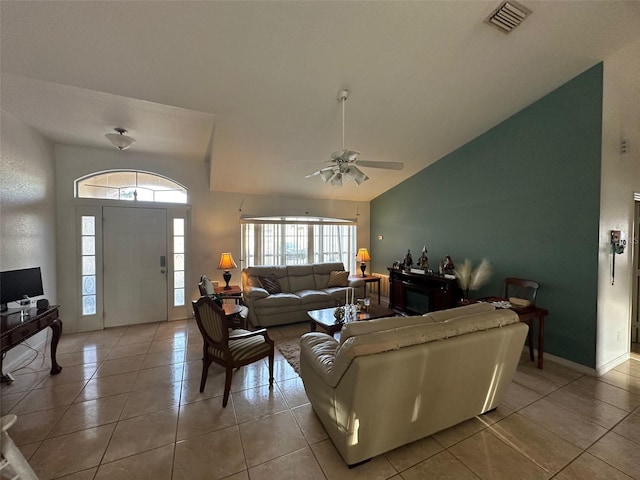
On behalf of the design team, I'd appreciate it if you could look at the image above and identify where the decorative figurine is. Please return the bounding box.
[403,249,413,268]
[418,245,429,270]
[443,255,455,274]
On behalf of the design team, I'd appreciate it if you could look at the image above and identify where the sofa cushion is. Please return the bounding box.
[340,315,431,344]
[288,265,316,291]
[297,290,330,304]
[258,275,282,294]
[329,308,519,385]
[422,302,494,322]
[327,270,349,287]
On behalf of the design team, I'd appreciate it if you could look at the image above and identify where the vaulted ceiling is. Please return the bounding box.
[2,1,639,201]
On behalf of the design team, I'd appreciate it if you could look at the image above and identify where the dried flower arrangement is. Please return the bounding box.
[453,259,492,298]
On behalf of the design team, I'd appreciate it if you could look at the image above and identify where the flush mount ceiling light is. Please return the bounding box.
[105,127,136,151]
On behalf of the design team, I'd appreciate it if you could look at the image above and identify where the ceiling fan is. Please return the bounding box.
[305,89,403,187]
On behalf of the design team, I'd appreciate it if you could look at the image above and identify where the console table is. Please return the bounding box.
[0,305,63,380]
[388,268,461,314]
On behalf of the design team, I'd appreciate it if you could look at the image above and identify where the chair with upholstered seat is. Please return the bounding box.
[505,277,540,362]
[199,275,248,329]
[192,296,274,407]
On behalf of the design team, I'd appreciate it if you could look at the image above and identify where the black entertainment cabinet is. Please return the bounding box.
[388,268,461,315]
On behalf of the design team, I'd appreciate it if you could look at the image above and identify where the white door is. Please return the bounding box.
[103,206,168,327]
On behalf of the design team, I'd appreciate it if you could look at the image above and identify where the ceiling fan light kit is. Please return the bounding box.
[105,127,136,150]
[305,89,403,187]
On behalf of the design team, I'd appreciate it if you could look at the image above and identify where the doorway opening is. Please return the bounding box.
[631,198,640,359]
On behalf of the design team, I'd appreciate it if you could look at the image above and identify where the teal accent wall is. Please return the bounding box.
[371,63,603,368]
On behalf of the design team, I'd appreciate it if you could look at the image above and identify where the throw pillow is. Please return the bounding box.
[327,270,349,287]
[258,275,282,294]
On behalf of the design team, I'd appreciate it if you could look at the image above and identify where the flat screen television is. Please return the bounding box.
[0,267,44,312]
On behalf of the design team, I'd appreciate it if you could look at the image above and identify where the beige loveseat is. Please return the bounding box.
[241,262,365,327]
[299,302,528,466]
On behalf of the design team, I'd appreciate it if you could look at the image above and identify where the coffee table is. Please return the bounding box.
[308,304,397,337]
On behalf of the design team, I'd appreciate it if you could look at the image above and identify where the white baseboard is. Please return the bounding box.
[523,347,597,376]
[596,352,631,377]
[3,332,48,374]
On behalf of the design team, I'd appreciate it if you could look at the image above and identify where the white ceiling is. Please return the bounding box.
[2,1,639,202]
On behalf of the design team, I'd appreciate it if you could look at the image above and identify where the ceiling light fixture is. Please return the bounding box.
[105,127,136,151]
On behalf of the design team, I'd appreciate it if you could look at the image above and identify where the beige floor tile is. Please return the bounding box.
[55,467,98,479]
[400,450,480,480]
[277,376,309,408]
[613,358,640,377]
[488,413,581,475]
[553,452,634,480]
[94,354,146,377]
[291,403,329,444]
[142,348,186,369]
[310,438,398,479]
[57,348,110,367]
[229,362,274,393]
[384,435,443,472]
[546,385,629,429]
[7,405,68,445]
[0,370,51,394]
[588,431,640,478]
[82,335,121,350]
[133,362,184,390]
[29,423,115,480]
[103,407,178,463]
[612,412,640,444]
[598,369,640,395]
[518,360,583,387]
[180,374,225,405]
[177,396,237,441]
[185,344,204,361]
[148,336,188,353]
[239,410,307,468]
[449,429,549,480]
[232,383,289,424]
[173,425,246,480]
[50,392,129,436]
[116,332,157,346]
[119,382,182,419]
[272,357,299,382]
[571,376,640,412]
[96,443,174,479]
[432,417,487,448]
[248,446,325,480]
[220,471,249,480]
[35,363,98,388]
[1,390,28,414]
[106,341,151,360]
[12,381,86,414]
[74,370,138,402]
[512,369,564,396]
[519,398,608,449]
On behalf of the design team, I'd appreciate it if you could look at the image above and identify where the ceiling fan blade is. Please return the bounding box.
[355,160,404,170]
[304,170,321,178]
[306,166,336,181]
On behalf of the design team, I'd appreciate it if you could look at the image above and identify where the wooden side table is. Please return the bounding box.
[214,285,243,304]
[349,275,381,304]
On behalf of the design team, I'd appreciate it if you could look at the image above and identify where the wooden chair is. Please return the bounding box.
[198,276,248,329]
[505,277,540,362]
[192,296,274,407]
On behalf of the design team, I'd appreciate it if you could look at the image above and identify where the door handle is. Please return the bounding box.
[160,269,166,274]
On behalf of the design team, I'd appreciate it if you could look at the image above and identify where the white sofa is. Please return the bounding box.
[241,262,365,327]
[299,302,528,466]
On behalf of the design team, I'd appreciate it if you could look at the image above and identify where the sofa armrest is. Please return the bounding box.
[244,285,269,299]
[348,278,364,289]
[300,333,340,386]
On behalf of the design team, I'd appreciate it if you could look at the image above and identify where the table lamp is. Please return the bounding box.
[217,253,237,290]
[356,248,371,277]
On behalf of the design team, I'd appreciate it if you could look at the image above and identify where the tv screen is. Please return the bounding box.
[0,267,44,310]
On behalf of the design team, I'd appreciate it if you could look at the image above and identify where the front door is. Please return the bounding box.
[103,206,168,327]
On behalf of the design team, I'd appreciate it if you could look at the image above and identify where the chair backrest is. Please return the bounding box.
[192,296,230,344]
[504,277,539,306]
[199,275,215,295]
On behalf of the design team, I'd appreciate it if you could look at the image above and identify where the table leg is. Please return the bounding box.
[376,279,381,304]
[49,318,63,375]
[537,315,545,369]
[309,321,317,333]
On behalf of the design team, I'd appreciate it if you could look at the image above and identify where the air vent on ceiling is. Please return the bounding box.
[485,1,531,34]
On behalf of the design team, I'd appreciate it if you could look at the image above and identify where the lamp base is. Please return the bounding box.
[360,263,366,277]
[223,271,232,289]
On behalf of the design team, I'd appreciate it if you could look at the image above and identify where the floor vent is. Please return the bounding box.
[485,1,532,34]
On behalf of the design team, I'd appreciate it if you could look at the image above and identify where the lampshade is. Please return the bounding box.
[357,248,371,262]
[319,169,335,183]
[105,128,136,151]
[217,253,237,270]
[342,166,369,185]
[330,172,343,187]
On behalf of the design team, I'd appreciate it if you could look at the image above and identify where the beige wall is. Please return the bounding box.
[0,110,57,370]
[597,38,640,373]
[54,145,369,333]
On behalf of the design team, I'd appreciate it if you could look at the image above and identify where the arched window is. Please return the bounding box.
[75,170,187,204]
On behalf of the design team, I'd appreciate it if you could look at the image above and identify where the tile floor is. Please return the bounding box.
[2,321,640,480]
